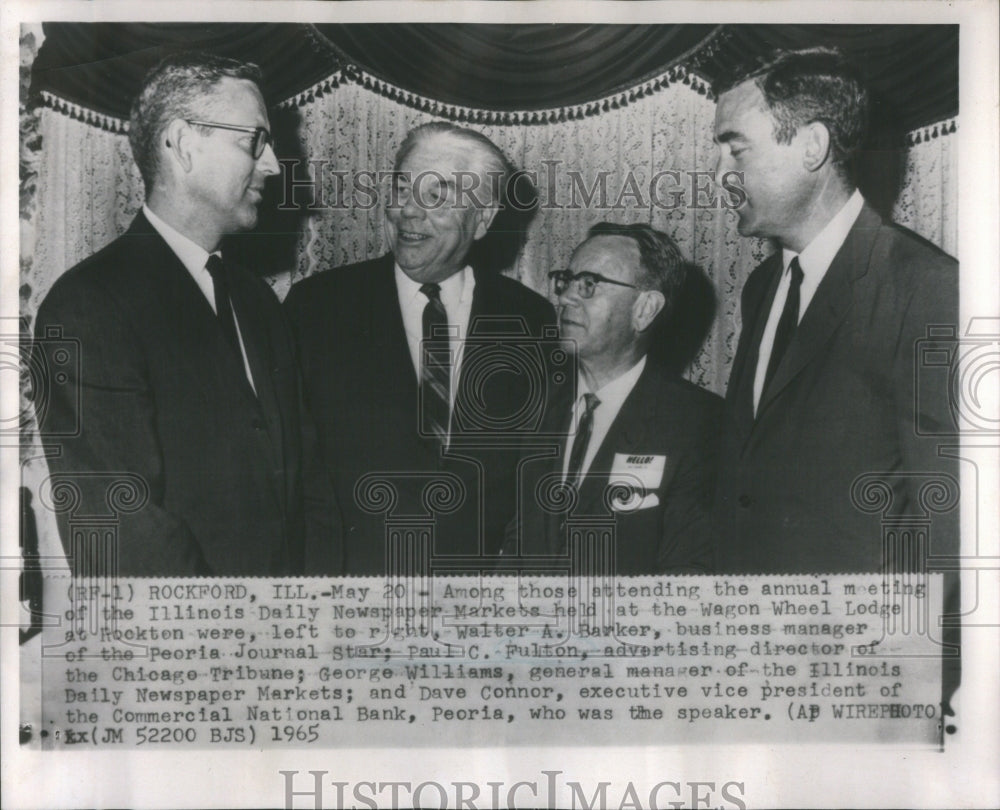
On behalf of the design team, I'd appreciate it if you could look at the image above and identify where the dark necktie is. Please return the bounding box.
[205,254,241,358]
[763,256,805,394]
[420,283,451,446]
[566,393,600,484]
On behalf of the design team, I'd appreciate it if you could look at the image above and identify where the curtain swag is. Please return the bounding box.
[905,118,958,145]
[38,90,130,133]
[30,24,957,136]
[37,74,960,143]
[275,62,714,125]
[35,57,717,131]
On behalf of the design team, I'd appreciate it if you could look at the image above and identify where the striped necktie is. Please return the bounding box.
[420,283,451,446]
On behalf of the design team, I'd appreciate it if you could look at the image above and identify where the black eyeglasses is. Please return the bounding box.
[549,269,638,299]
[186,120,273,159]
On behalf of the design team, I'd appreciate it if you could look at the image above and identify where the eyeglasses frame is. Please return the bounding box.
[185,119,273,159]
[548,269,640,299]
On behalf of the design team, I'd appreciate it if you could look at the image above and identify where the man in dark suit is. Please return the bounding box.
[505,223,721,575]
[33,52,340,576]
[285,123,556,575]
[713,48,959,573]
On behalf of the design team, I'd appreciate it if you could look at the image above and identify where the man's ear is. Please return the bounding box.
[473,203,499,241]
[633,289,666,332]
[800,121,833,173]
[163,119,196,174]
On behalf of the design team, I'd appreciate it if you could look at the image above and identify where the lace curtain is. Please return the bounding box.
[18,77,958,562]
[895,131,957,258]
[24,81,958,394]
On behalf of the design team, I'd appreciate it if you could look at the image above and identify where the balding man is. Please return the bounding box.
[285,122,556,574]
[505,223,721,575]
[33,52,340,576]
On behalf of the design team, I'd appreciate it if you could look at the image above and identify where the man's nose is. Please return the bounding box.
[713,150,728,184]
[557,279,583,305]
[257,142,280,176]
[400,190,425,219]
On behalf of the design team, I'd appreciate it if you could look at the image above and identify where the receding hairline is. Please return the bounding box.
[575,232,642,275]
[396,128,504,172]
[714,79,770,134]
[716,78,771,117]
[186,75,266,112]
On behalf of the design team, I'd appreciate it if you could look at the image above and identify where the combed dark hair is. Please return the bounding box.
[586,222,686,319]
[129,51,263,192]
[714,47,869,172]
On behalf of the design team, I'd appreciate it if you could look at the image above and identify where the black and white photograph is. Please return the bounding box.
[3,1,998,808]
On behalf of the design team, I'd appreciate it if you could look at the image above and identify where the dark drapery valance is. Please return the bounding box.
[304,23,719,110]
[30,23,956,133]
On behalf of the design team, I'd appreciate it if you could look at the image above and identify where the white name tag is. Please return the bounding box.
[609,453,666,491]
[609,491,661,512]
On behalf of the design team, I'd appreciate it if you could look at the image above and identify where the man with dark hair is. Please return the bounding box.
[504,223,721,574]
[285,122,556,574]
[33,51,341,575]
[713,48,958,573]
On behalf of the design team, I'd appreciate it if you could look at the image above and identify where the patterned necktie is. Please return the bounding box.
[763,256,805,395]
[420,283,451,446]
[205,255,241,357]
[566,393,600,484]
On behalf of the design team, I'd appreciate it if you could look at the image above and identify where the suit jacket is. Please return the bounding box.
[715,202,959,573]
[284,253,558,574]
[506,362,721,575]
[32,213,340,576]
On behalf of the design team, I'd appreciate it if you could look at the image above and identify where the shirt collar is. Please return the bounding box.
[782,188,865,276]
[394,264,474,311]
[143,204,217,274]
[577,355,647,410]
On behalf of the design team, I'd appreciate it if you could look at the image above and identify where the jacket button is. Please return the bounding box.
[738,494,752,508]
[251,419,265,431]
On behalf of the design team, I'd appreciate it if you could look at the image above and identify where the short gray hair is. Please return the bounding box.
[394,121,512,208]
[586,222,686,319]
[129,51,263,192]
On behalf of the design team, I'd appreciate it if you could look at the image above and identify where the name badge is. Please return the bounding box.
[610,453,666,491]
[607,454,666,512]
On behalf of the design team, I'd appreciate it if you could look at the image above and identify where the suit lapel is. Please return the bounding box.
[755,204,881,418]
[226,262,286,475]
[126,215,287,508]
[575,366,655,514]
[456,268,494,393]
[544,399,575,554]
[373,255,419,391]
[729,254,782,441]
[127,217,258,408]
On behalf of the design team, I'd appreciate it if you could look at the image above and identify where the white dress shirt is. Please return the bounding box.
[395,264,475,407]
[752,189,865,413]
[143,205,256,392]
[563,355,647,481]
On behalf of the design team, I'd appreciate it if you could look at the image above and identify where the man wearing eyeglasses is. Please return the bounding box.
[32,51,341,576]
[504,223,721,574]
